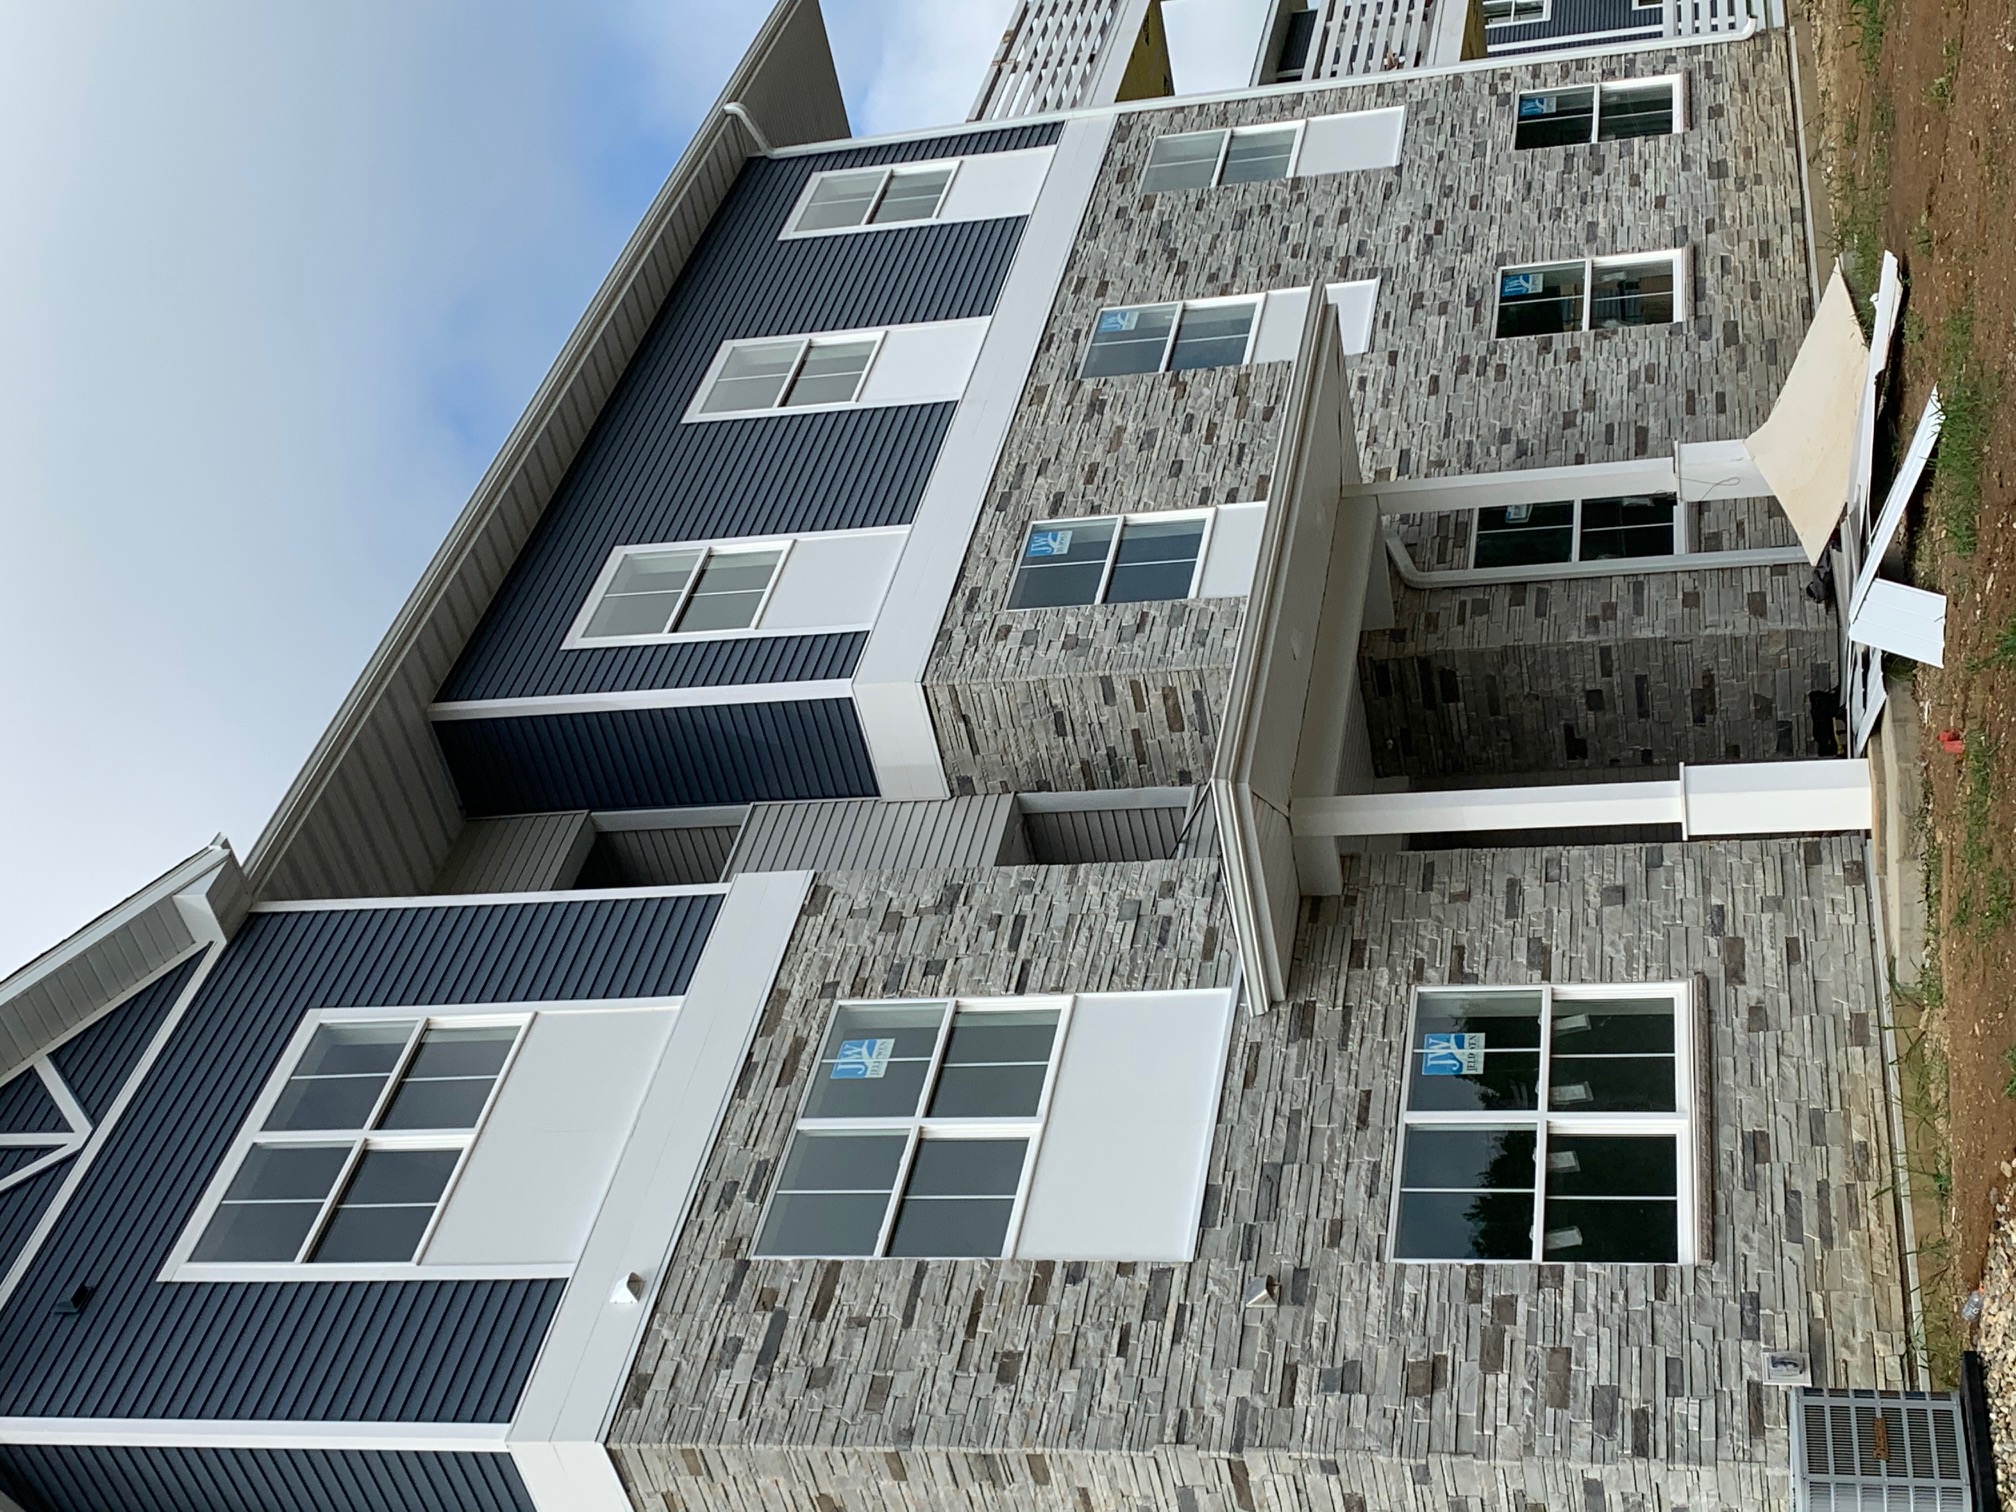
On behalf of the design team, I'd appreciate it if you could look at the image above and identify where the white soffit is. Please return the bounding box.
[1743,265,1868,564]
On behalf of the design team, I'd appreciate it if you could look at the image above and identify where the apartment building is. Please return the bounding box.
[0,1,1962,1509]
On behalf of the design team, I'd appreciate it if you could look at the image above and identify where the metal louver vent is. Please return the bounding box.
[1792,1388,1971,1510]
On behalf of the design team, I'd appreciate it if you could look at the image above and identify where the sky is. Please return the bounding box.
[0,0,1021,976]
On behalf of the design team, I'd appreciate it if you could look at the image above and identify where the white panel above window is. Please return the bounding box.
[1326,279,1379,355]
[424,1008,675,1268]
[1196,501,1267,598]
[758,529,906,632]
[933,146,1054,223]
[1015,989,1233,1261]
[1250,287,1311,365]
[1294,106,1407,177]
[854,318,990,407]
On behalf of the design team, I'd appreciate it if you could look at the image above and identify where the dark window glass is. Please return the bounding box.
[1514,88,1595,150]
[758,1130,910,1257]
[1495,263,1585,338]
[1549,998,1675,1111]
[376,1024,516,1131]
[1082,304,1178,377]
[1590,259,1676,328]
[1399,1127,1538,1191]
[1105,518,1207,603]
[584,549,700,639]
[1544,1135,1677,1198]
[782,339,876,407]
[672,549,782,632]
[871,166,953,224]
[1578,494,1676,560]
[1008,519,1117,609]
[1143,131,1225,193]
[263,1022,411,1132]
[1169,302,1257,371]
[802,1004,946,1119]
[309,1148,458,1263]
[1392,1189,1535,1260]
[1405,993,1544,1113]
[928,1009,1059,1118]
[1597,82,1676,141]
[1220,126,1298,184]
[885,1139,1028,1257]
[1273,7,1317,77]
[794,170,883,231]
[1542,1197,1678,1261]
[1474,501,1575,568]
[699,339,801,414]
[192,1144,350,1262]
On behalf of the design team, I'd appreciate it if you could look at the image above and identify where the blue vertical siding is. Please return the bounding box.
[436,699,880,816]
[0,895,717,1422]
[1488,0,1660,50]
[438,123,1059,707]
[0,1073,63,1134]
[0,1445,533,1512]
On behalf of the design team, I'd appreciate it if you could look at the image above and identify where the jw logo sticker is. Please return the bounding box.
[1025,529,1074,559]
[1420,1032,1486,1077]
[831,1038,896,1079]
[1097,308,1141,333]
[1500,271,1544,298]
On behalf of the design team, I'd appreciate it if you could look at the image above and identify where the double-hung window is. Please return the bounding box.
[1008,514,1210,608]
[1514,78,1681,150]
[696,334,880,415]
[577,544,783,639]
[787,163,957,233]
[1143,124,1302,192]
[756,999,1068,1258]
[1390,985,1695,1264]
[1472,493,1678,568]
[1082,298,1260,378]
[1483,0,1549,23]
[1495,251,1684,338]
[189,1017,521,1266]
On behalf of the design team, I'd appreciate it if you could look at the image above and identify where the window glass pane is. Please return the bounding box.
[1551,996,1677,1054]
[1578,494,1676,561]
[264,1022,411,1132]
[1545,1134,1677,1197]
[1591,258,1676,327]
[774,1130,910,1194]
[1392,1189,1535,1260]
[1598,82,1676,141]
[1474,501,1575,569]
[1273,7,1317,76]
[1514,88,1596,150]
[1542,1197,1678,1261]
[376,1024,516,1131]
[900,1138,1029,1197]
[310,1148,458,1263]
[1142,130,1226,193]
[1220,126,1298,185]
[803,1003,946,1118]
[672,549,783,633]
[1169,301,1257,372]
[794,170,884,231]
[1482,0,1545,20]
[870,166,954,224]
[1496,263,1585,338]
[783,338,877,407]
[1007,519,1118,609]
[192,1144,350,1262]
[1549,997,1675,1111]
[1398,1127,1537,1191]
[757,1191,892,1256]
[700,340,803,413]
[1082,304,1178,378]
[885,1138,1028,1257]
[583,549,701,639]
[1407,991,1542,1113]
[1104,517,1207,604]
[928,1009,1059,1118]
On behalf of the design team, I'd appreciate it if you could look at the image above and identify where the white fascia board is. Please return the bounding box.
[252,884,727,914]
[429,681,856,722]
[852,113,1117,801]
[0,1418,507,1451]
[510,868,813,1448]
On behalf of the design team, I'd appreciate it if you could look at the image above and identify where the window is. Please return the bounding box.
[190,1018,521,1266]
[1472,493,1678,568]
[1081,298,1260,378]
[1494,252,1683,338]
[1389,985,1694,1264]
[579,545,781,639]
[1007,514,1210,609]
[788,163,957,234]
[696,335,879,415]
[1515,78,1680,149]
[1142,124,1301,192]
[1268,6,1318,80]
[1483,0,1548,22]
[756,999,1067,1258]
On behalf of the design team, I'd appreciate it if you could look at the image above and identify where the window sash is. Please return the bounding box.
[1483,0,1548,24]
[1469,495,1678,569]
[1390,985,1693,1263]
[1495,252,1683,336]
[786,161,962,236]
[1143,123,1305,193]
[697,332,886,415]
[576,541,793,643]
[1515,79,1678,150]
[1006,511,1215,610]
[1081,298,1261,378]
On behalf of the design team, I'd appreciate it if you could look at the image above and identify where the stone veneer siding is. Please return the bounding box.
[1361,561,1838,776]
[611,837,1907,1511]
[924,36,1811,796]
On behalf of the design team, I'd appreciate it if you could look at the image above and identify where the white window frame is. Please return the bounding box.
[1513,75,1686,147]
[685,328,889,422]
[752,995,1078,1261]
[1483,0,1550,25]
[1004,509,1217,611]
[1386,983,1698,1265]
[780,158,964,239]
[1494,249,1689,336]
[1466,492,1687,569]
[1142,121,1307,192]
[161,999,678,1282]
[1080,295,1265,378]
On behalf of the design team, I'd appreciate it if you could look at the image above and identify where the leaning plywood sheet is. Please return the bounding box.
[1745,266,1869,563]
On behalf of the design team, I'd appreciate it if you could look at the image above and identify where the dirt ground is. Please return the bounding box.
[1799,0,2016,1381]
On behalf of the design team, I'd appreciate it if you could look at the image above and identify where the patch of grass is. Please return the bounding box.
[1848,0,1886,75]
[1894,1009,1964,1387]
[1835,95,1894,304]
[1908,216,1933,263]
[1928,37,1961,108]
[1969,614,2016,670]
[1961,731,1994,869]
[1933,297,1994,558]
[1984,868,2013,936]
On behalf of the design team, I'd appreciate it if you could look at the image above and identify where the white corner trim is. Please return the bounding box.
[0,1060,91,1196]
[511,1441,637,1512]
[428,681,857,722]
[0,1418,509,1451]
[251,884,728,913]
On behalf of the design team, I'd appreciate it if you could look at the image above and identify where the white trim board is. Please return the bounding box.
[251,885,727,913]
[428,680,856,722]
[0,1418,507,1451]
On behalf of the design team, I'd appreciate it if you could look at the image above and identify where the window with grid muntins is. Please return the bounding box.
[1080,299,1260,377]
[1008,514,1209,609]
[789,164,956,233]
[1515,79,1679,149]
[1389,985,1695,1263]
[1495,253,1683,338]
[1470,493,1678,569]
[1793,1389,1971,1511]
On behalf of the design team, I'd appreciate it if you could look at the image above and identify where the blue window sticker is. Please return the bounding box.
[1518,97,1547,117]
[1420,1032,1486,1077]
[831,1037,895,1079]
[1097,308,1140,333]
[1025,529,1074,559]
[1500,271,1544,298]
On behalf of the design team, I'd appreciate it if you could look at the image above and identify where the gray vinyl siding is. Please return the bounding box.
[1019,803,1205,864]
[0,1445,533,1512]
[430,813,594,894]
[0,895,716,1423]
[439,123,1059,707]
[726,796,1018,874]
[578,826,741,888]
[434,700,879,816]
